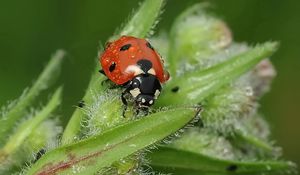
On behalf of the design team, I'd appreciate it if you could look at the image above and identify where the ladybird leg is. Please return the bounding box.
[146,108,150,115]
[139,108,149,116]
[194,105,204,127]
[135,108,140,117]
[135,106,149,117]
[121,90,128,117]
[121,81,134,117]
[142,107,149,116]
[99,69,106,76]
[33,148,46,163]
[121,91,128,106]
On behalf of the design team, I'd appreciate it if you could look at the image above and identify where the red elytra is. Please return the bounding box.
[100,36,169,85]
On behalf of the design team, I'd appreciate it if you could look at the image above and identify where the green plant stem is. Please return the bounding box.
[0,50,65,144]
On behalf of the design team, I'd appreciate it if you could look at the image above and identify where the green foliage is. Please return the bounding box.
[0,51,64,174]
[0,1,297,175]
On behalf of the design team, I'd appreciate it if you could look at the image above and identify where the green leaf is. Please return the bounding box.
[62,0,166,144]
[155,42,278,107]
[26,108,199,175]
[149,146,296,175]
[0,50,65,144]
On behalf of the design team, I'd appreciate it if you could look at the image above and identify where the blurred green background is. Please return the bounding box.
[0,0,299,168]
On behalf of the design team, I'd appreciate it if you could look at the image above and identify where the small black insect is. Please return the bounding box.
[226,164,238,172]
[78,100,85,108]
[171,86,179,93]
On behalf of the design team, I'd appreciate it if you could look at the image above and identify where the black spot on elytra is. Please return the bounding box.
[120,44,131,51]
[78,100,85,108]
[226,164,238,172]
[146,42,154,50]
[137,59,153,73]
[171,86,179,93]
[109,62,116,72]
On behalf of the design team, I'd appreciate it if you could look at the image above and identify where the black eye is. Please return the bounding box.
[132,79,140,88]
[109,62,116,72]
[120,44,131,51]
[146,42,154,50]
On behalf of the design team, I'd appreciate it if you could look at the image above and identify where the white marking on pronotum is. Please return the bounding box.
[147,68,156,75]
[149,100,153,105]
[125,65,144,76]
[130,88,141,98]
[141,98,146,103]
[154,90,160,99]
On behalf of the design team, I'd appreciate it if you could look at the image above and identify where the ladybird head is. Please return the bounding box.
[136,94,155,107]
[128,74,161,107]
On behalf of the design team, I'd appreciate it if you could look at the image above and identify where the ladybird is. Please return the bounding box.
[99,36,169,109]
